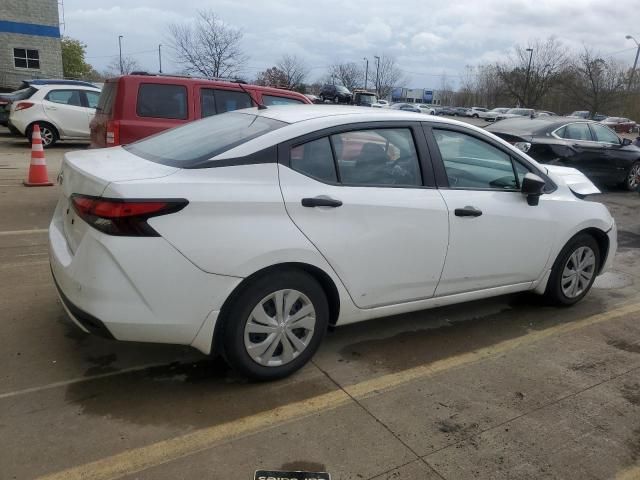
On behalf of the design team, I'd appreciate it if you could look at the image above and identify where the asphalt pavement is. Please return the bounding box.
[1,124,640,480]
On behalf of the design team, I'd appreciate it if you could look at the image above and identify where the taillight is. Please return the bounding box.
[106,120,120,145]
[15,102,34,111]
[71,195,188,236]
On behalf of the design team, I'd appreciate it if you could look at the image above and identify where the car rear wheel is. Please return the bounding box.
[627,162,640,191]
[472,114,479,118]
[319,94,325,103]
[544,233,600,306]
[220,269,329,380]
[333,96,339,104]
[27,122,58,148]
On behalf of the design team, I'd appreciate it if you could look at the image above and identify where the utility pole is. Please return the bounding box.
[118,35,124,75]
[158,44,163,73]
[363,57,368,90]
[523,47,533,107]
[626,35,640,91]
[374,55,380,97]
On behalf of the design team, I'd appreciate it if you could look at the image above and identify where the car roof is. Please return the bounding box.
[486,116,596,135]
[34,84,101,92]
[214,105,496,159]
[22,79,99,88]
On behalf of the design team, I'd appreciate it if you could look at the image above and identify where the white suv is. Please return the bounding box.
[8,84,101,147]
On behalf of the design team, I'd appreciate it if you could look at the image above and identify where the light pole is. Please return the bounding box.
[363,57,368,90]
[118,35,124,75]
[523,47,533,107]
[374,55,380,97]
[626,35,640,91]
[158,44,163,73]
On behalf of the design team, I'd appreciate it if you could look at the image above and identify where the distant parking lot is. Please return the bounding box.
[2,119,640,480]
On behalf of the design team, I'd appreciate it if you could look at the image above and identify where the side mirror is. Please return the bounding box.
[622,138,632,146]
[521,173,546,206]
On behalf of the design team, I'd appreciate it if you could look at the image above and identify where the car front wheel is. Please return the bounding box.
[627,162,640,191]
[545,233,600,306]
[220,269,329,380]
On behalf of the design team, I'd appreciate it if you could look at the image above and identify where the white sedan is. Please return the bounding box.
[8,84,101,147]
[50,105,617,380]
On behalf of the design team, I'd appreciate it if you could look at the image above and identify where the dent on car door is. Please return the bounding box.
[427,126,555,296]
[554,123,602,177]
[278,123,450,308]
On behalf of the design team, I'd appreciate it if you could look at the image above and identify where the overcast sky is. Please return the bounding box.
[61,0,640,88]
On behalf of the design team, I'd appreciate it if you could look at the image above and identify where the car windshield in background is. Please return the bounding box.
[337,86,350,93]
[124,112,286,167]
[359,94,376,104]
[6,86,37,101]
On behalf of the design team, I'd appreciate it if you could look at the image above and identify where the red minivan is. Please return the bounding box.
[90,74,311,148]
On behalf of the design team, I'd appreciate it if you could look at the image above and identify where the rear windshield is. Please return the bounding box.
[124,112,286,167]
[9,86,37,101]
[96,81,118,115]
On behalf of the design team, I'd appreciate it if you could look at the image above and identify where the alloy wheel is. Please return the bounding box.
[628,163,640,190]
[39,126,54,147]
[561,246,596,298]
[243,289,316,367]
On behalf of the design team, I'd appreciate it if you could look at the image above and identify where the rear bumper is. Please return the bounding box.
[48,200,242,353]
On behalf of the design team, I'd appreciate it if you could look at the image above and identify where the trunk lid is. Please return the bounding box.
[59,146,178,252]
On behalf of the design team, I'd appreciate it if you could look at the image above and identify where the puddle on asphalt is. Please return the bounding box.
[619,231,640,250]
[336,293,606,375]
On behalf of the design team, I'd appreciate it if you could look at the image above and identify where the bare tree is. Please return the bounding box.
[104,56,141,76]
[563,47,626,115]
[438,72,455,105]
[168,10,248,78]
[376,56,405,99]
[277,55,308,90]
[255,67,288,87]
[328,62,363,91]
[496,37,567,108]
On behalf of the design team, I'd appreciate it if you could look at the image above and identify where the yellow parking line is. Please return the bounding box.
[36,300,640,480]
[0,228,48,236]
[616,466,640,480]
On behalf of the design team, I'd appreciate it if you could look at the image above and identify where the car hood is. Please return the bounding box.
[545,165,600,196]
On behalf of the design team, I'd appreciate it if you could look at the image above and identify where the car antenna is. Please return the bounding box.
[237,82,267,110]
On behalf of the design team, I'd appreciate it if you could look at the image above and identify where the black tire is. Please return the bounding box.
[544,233,600,306]
[220,269,329,381]
[626,162,640,192]
[333,96,339,104]
[472,114,479,118]
[319,94,325,103]
[27,122,58,148]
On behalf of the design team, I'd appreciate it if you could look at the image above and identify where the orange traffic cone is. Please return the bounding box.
[24,124,53,187]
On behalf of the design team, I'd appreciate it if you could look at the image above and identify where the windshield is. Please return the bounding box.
[5,86,37,101]
[125,112,286,167]
[358,94,377,104]
[336,86,350,93]
[507,108,531,115]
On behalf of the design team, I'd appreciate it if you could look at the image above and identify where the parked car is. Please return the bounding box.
[495,108,535,121]
[536,110,557,117]
[466,107,489,118]
[7,83,102,147]
[351,90,377,107]
[319,84,352,103]
[372,99,389,108]
[601,117,637,134]
[593,113,608,122]
[1,79,99,130]
[90,74,311,148]
[417,104,436,115]
[453,107,470,116]
[486,116,640,191]
[568,110,590,119]
[304,94,321,104]
[51,105,616,380]
[390,102,421,113]
[438,106,457,116]
[482,107,511,122]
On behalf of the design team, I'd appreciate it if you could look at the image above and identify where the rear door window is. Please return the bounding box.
[290,137,337,182]
[45,89,83,106]
[214,89,252,114]
[262,95,304,106]
[137,83,188,119]
[562,123,593,141]
[84,91,100,109]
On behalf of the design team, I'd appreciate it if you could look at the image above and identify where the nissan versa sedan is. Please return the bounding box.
[50,106,617,380]
[486,116,640,191]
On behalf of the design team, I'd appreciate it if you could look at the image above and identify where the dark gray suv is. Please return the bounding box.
[319,84,352,104]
